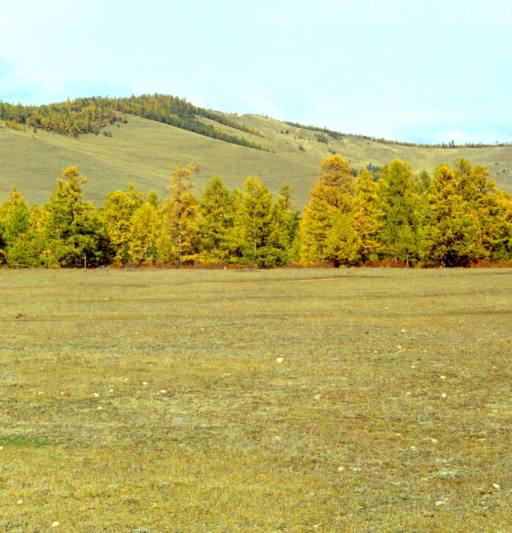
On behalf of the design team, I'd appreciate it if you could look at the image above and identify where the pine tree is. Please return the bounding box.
[103,185,144,264]
[300,155,354,264]
[377,160,421,265]
[454,159,504,260]
[421,164,479,266]
[44,167,108,267]
[273,184,301,263]
[198,177,237,264]
[0,188,30,266]
[158,163,200,265]
[235,177,286,267]
[128,202,161,265]
[353,169,383,263]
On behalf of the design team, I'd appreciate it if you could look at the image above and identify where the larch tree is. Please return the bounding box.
[158,163,200,265]
[353,169,383,263]
[235,177,286,267]
[198,177,237,264]
[44,167,108,267]
[128,202,161,265]
[300,155,355,265]
[377,160,421,265]
[103,185,144,264]
[421,164,479,266]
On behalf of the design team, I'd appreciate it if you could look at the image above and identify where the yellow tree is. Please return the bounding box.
[300,155,355,265]
[158,163,200,265]
[128,202,161,265]
[103,185,144,264]
[353,169,383,263]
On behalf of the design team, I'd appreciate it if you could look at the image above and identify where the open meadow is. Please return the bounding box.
[1,268,511,531]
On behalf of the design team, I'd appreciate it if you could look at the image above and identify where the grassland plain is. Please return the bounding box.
[1,113,512,207]
[0,268,511,532]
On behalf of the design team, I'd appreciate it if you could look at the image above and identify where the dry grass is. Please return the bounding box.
[1,268,511,531]
[1,113,511,208]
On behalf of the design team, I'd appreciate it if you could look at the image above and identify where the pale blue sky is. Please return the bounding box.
[1,0,511,143]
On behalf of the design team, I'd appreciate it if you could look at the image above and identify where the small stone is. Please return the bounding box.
[51,522,61,528]
[431,438,439,444]
[160,390,167,394]
[93,393,100,398]
[435,499,446,506]
[108,389,114,393]
[17,499,23,505]
[314,393,321,400]
[276,357,284,364]
[493,483,501,490]
[440,375,447,380]
[337,466,345,472]
[441,393,447,399]
[0,446,3,450]
[97,406,103,411]
[141,381,148,386]
[401,329,406,333]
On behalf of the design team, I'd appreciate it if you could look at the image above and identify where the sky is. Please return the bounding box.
[1,0,511,144]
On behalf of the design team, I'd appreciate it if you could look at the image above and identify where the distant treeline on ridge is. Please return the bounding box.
[0,94,266,150]
[1,155,512,269]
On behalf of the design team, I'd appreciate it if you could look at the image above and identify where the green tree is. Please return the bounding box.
[272,184,301,263]
[377,160,421,265]
[235,177,287,267]
[44,167,108,267]
[198,177,237,264]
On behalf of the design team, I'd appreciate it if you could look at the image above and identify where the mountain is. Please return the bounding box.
[1,95,511,207]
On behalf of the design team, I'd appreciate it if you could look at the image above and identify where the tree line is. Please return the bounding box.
[1,155,511,269]
[0,95,265,150]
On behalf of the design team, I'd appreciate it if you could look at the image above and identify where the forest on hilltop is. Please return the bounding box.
[1,155,511,269]
[0,94,266,150]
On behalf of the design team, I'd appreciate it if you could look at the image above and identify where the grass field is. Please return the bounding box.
[1,268,511,531]
[1,113,512,207]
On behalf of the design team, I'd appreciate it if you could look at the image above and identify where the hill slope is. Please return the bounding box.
[1,105,511,207]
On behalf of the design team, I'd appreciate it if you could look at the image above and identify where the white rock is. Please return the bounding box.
[93,393,100,398]
[276,357,284,364]
[51,522,61,528]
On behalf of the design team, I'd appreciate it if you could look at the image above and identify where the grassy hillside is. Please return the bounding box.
[1,107,512,207]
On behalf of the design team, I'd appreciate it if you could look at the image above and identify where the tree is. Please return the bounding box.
[300,155,354,264]
[272,184,301,264]
[377,160,421,265]
[421,164,480,266]
[158,163,200,265]
[128,202,161,265]
[198,177,237,264]
[235,177,287,267]
[0,187,29,266]
[44,167,108,267]
[454,159,504,260]
[353,169,383,263]
[103,185,144,264]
